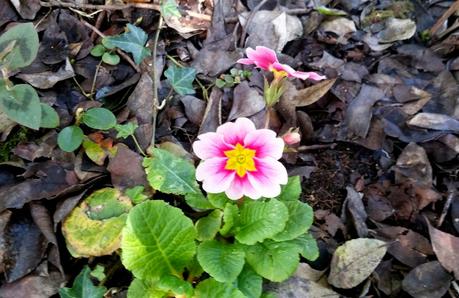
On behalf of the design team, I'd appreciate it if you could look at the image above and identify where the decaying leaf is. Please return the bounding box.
[408,112,459,132]
[377,18,416,43]
[427,221,459,279]
[394,142,432,187]
[228,81,265,120]
[402,261,452,298]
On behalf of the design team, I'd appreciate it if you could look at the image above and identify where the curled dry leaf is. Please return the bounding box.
[408,112,459,132]
[328,238,387,289]
[394,142,432,187]
[427,221,459,279]
[377,18,417,43]
[198,87,222,134]
[344,186,368,238]
[402,261,452,298]
[16,58,75,89]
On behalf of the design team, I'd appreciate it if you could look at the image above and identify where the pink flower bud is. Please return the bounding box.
[282,130,301,145]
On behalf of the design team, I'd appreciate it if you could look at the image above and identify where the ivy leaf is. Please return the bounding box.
[235,200,288,245]
[90,265,106,282]
[164,64,196,95]
[121,200,197,280]
[143,148,201,195]
[82,107,117,130]
[194,278,246,298]
[196,210,223,241]
[237,265,263,298]
[0,23,39,71]
[271,201,313,241]
[185,192,214,210]
[0,83,41,129]
[115,122,138,139]
[57,126,84,152]
[40,103,59,128]
[59,266,107,298]
[277,176,301,201]
[289,233,319,261]
[197,240,245,282]
[161,0,181,17]
[244,240,300,282]
[102,24,151,65]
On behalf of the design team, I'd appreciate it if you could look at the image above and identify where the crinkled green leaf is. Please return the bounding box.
[271,201,313,241]
[125,186,148,204]
[0,23,39,71]
[102,24,151,64]
[121,200,196,280]
[58,125,84,152]
[277,176,301,201]
[158,275,194,297]
[82,107,117,130]
[164,64,196,95]
[127,278,166,298]
[160,0,181,17]
[143,148,200,195]
[194,278,246,298]
[208,193,233,209]
[237,265,262,298]
[197,240,245,282]
[235,200,288,245]
[90,44,106,57]
[289,233,319,261]
[185,192,214,210]
[196,210,223,241]
[220,203,239,236]
[102,52,120,65]
[244,240,300,282]
[0,83,41,129]
[115,122,138,139]
[40,103,59,128]
[59,266,106,298]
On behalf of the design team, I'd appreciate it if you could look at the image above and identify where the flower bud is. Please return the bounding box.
[282,129,301,145]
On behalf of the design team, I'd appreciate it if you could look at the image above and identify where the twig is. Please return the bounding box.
[81,20,141,72]
[437,183,456,227]
[131,135,147,157]
[91,10,106,41]
[239,0,270,48]
[90,60,103,100]
[150,16,164,149]
[297,143,337,151]
[430,0,459,36]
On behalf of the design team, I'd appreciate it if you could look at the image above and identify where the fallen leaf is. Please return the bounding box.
[127,73,153,125]
[0,271,64,298]
[427,221,459,279]
[328,238,387,289]
[344,186,368,237]
[9,0,40,20]
[17,58,75,89]
[408,112,459,132]
[374,260,402,296]
[198,87,222,134]
[394,142,432,187]
[228,81,265,120]
[377,18,416,43]
[402,261,452,298]
[319,17,356,44]
[180,95,206,125]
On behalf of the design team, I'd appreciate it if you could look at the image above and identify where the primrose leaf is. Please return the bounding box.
[245,240,300,282]
[185,192,214,210]
[235,200,288,245]
[125,186,148,204]
[40,103,59,128]
[62,188,132,257]
[0,83,41,129]
[143,148,200,195]
[57,126,84,152]
[102,24,151,65]
[121,200,197,280]
[277,176,301,201]
[127,279,167,298]
[194,278,246,298]
[196,209,223,241]
[158,275,194,297]
[289,233,319,261]
[208,193,233,209]
[271,201,313,241]
[220,203,239,236]
[0,23,39,71]
[115,122,138,139]
[197,240,245,282]
[82,107,117,130]
[161,0,181,17]
[237,265,263,298]
[164,64,196,95]
[102,52,120,65]
[90,44,106,57]
[59,266,106,298]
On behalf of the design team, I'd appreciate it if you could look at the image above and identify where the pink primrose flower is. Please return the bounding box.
[237,46,326,81]
[193,118,288,200]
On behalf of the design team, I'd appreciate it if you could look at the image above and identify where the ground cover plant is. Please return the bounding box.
[0,0,459,297]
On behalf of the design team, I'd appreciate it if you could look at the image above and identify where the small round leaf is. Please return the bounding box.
[90,44,106,57]
[40,103,59,128]
[58,126,84,152]
[102,52,120,65]
[82,107,117,130]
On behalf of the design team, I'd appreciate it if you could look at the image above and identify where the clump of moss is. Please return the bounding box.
[362,1,414,27]
[0,127,29,162]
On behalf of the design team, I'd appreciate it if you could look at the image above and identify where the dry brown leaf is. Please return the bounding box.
[427,221,459,279]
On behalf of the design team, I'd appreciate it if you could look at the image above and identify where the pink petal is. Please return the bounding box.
[246,46,278,70]
[216,117,256,146]
[272,62,326,81]
[247,157,288,198]
[196,158,235,193]
[244,129,284,159]
[225,175,261,200]
[193,132,233,160]
[304,72,327,81]
[237,58,255,65]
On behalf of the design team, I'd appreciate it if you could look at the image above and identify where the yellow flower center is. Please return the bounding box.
[224,143,257,177]
[269,66,288,80]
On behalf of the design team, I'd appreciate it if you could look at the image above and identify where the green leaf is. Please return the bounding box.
[237,265,263,298]
[245,240,300,282]
[187,256,204,278]
[125,186,148,204]
[102,52,120,65]
[271,201,313,241]
[196,210,223,241]
[90,44,106,57]
[215,78,226,88]
[115,122,138,139]
[102,24,151,65]
[90,265,106,282]
[143,148,200,195]
[0,23,39,71]
[208,192,233,209]
[289,233,319,261]
[0,84,41,129]
[197,240,245,282]
[185,192,214,210]
[82,139,107,166]
[164,64,196,95]
[194,278,246,298]
[121,200,197,280]
[82,107,117,130]
[62,188,132,257]
[40,103,59,128]
[160,0,181,17]
[277,176,301,201]
[220,203,239,236]
[157,275,194,297]
[235,200,289,245]
[315,6,347,16]
[127,278,167,298]
[58,125,84,152]
[59,266,107,298]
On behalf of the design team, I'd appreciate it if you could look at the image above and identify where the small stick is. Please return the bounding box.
[238,0,270,48]
[297,143,337,151]
[430,0,459,36]
[437,183,456,227]
[150,16,164,149]
[81,20,141,72]
[91,10,106,42]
